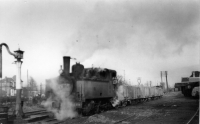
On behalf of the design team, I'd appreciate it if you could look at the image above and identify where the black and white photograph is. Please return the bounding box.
[0,0,199,124]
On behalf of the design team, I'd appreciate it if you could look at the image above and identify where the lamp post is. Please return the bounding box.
[0,43,25,123]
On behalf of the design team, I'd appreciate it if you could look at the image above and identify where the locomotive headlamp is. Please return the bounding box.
[14,49,24,60]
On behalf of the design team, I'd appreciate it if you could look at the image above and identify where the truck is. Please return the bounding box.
[175,71,200,97]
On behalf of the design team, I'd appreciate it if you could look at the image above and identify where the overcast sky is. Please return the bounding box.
[0,0,199,87]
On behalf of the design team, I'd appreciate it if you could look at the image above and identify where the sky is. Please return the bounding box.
[0,0,199,88]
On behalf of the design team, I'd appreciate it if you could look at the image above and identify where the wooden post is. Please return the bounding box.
[0,47,2,78]
[165,71,169,92]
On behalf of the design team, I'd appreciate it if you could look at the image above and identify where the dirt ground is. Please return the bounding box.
[60,91,199,124]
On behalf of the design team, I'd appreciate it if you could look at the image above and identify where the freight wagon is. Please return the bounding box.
[117,85,163,106]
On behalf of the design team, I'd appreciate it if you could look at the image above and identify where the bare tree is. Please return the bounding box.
[29,76,38,92]
[116,75,128,85]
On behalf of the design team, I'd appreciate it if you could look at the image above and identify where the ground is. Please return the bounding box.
[7,104,43,116]
[59,91,199,124]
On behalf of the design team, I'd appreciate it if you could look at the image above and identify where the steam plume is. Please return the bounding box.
[63,0,199,85]
[66,0,200,60]
[112,85,125,107]
[42,78,77,120]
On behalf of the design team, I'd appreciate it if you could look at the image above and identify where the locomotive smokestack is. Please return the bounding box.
[63,56,70,75]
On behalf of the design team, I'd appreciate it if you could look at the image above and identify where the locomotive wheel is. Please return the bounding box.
[95,101,101,114]
[127,101,131,105]
[82,101,95,116]
[108,102,114,109]
[123,101,127,106]
[105,102,114,110]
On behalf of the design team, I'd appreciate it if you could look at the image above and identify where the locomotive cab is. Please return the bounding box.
[74,68,117,115]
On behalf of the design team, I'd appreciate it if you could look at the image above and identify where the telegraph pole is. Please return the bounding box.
[161,71,169,92]
[6,77,7,104]
[124,70,125,83]
[40,83,42,96]
[0,78,1,97]
[27,70,28,87]
[165,71,168,92]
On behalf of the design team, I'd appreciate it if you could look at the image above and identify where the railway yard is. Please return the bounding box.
[6,91,199,124]
[0,0,200,123]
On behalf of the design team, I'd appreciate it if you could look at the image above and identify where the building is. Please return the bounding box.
[21,87,30,98]
[0,76,16,97]
[0,89,6,97]
[24,86,39,98]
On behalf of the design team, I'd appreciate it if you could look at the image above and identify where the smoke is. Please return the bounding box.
[41,78,77,120]
[63,0,199,85]
[66,0,200,60]
[112,85,125,107]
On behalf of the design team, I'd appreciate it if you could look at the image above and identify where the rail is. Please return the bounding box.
[186,107,199,124]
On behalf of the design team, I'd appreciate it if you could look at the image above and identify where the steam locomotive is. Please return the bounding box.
[45,56,163,115]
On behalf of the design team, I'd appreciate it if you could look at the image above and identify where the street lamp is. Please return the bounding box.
[0,43,25,123]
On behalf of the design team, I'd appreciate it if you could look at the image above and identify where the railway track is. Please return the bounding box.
[25,109,48,116]
[31,118,66,124]
[23,110,67,124]
[23,109,52,123]
[113,101,199,124]
[186,107,199,124]
[18,96,169,124]
[5,96,162,124]
[113,102,178,124]
[10,94,197,124]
